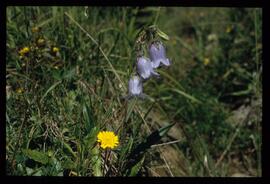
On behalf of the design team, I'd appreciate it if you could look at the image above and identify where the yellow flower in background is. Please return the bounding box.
[203,58,210,66]
[16,88,24,94]
[19,47,30,56]
[31,26,40,33]
[53,47,59,53]
[37,38,45,46]
[226,25,232,33]
[97,131,119,149]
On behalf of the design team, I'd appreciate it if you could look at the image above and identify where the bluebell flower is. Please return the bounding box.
[127,75,145,99]
[149,42,171,68]
[136,56,159,80]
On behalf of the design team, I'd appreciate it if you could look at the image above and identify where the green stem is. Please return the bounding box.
[154,7,161,26]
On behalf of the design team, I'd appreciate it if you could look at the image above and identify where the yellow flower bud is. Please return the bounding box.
[203,58,210,66]
[53,47,59,53]
[37,38,45,46]
[16,88,24,94]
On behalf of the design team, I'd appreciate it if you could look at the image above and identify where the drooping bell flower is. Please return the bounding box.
[149,42,171,68]
[127,75,144,99]
[136,56,159,80]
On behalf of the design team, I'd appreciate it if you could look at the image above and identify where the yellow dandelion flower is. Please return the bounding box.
[97,131,119,149]
[203,58,210,66]
[53,47,59,53]
[19,47,30,56]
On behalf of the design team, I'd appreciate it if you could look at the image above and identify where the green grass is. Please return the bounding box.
[6,6,262,176]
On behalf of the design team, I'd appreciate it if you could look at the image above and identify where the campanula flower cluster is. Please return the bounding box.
[127,41,171,99]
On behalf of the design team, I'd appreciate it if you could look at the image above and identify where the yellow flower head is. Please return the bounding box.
[97,131,119,149]
[53,47,59,53]
[19,47,30,56]
[203,58,210,66]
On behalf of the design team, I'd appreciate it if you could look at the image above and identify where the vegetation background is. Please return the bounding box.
[6,6,262,176]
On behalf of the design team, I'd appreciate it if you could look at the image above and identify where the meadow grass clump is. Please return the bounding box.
[6,7,261,177]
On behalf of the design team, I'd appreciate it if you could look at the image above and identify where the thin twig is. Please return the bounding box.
[215,108,252,168]
[146,166,161,177]
[151,139,182,148]
[161,155,174,177]
[215,128,240,168]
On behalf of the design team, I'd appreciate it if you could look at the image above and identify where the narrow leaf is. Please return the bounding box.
[40,81,61,102]
[83,103,94,133]
[125,122,175,174]
[171,88,202,104]
[125,98,137,122]
[129,156,145,176]
[62,141,77,158]
[158,122,176,137]
[22,149,49,165]
[91,147,102,176]
[157,28,170,41]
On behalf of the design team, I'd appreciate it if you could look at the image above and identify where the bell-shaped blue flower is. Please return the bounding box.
[149,42,171,68]
[127,75,144,99]
[136,56,160,80]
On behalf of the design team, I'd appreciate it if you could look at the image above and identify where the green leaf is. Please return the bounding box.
[32,169,43,176]
[129,122,175,158]
[22,149,49,165]
[125,98,137,122]
[26,167,34,175]
[91,147,102,176]
[62,68,76,80]
[157,28,170,41]
[129,156,145,176]
[40,81,61,103]
[171,88,202,104]
[83,103,94,133]
[125,123,175,174]
[158,122,176,137]
[62,141,77,158]
[62,159,76,169]
[119,137,134,163]
[83,126,99,150]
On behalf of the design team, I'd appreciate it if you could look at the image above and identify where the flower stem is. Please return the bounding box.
[103,149,108,176]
